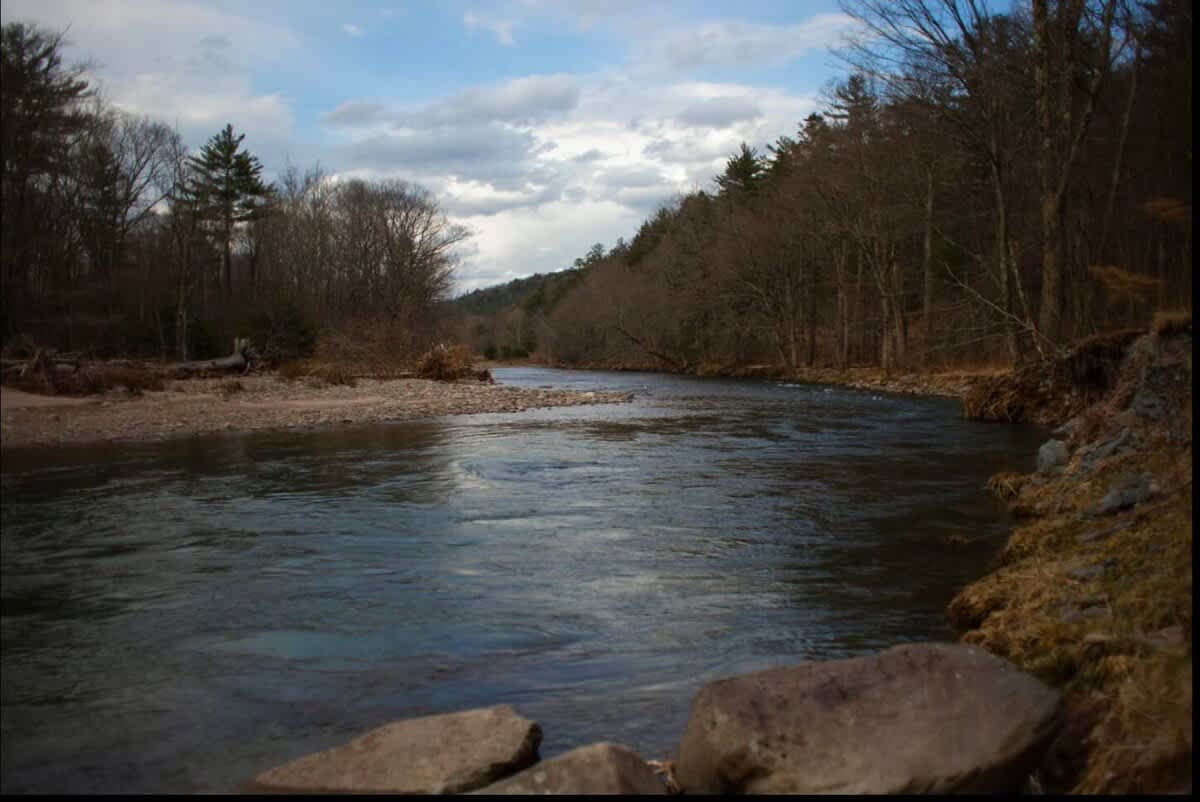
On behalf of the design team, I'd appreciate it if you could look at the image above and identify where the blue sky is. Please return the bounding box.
[1,0,860,293]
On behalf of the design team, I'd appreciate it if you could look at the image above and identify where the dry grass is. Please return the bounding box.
[8,359,166,396]
[1152,309,1192,338]
[217,379,245,398]
[951,327,1192,792]
[986,471,1027,500]
[274,359,357,387]
[950,447,1192,792]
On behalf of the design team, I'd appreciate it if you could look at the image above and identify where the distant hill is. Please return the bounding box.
[451,267,586,317]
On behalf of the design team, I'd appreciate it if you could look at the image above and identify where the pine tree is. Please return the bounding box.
[715,142,767,196]
[185,124,271,298]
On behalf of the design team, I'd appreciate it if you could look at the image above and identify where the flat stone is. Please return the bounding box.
[473,742,666,795]
[246,705,541,794]
[675,642,1061,794]
[1086,471,1156,516]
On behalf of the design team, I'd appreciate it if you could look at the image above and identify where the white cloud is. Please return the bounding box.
[654,13,859,70]
[463,11,516,46]
[0,0,299,151]
[0,0,843,292]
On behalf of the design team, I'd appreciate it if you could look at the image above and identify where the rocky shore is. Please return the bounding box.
[948,323,1192,793]
[0,374,632,450]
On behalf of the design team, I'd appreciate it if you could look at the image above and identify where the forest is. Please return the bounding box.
[453,0,1191,375]
[1,22,466,365]
[2,0,1192,376]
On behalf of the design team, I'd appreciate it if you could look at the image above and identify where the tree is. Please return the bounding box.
[1,22,92,336]
[185,123,272,299]
[715,142,767,195]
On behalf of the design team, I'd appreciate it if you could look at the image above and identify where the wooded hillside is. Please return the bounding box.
[453,0,1191,374]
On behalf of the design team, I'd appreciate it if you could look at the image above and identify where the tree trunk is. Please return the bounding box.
[922,168,934,369]
[170,338,250,375]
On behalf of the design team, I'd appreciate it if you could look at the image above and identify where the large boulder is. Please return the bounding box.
[245,705,541,794]
[676,642,1061,794]
[473,742,666,795]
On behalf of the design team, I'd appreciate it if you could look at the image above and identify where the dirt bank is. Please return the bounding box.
[948,324,1192,793]
[0,375,631,450]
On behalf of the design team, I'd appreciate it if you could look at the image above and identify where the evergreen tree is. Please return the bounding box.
[715,142,767,196]
[186,123,271,298]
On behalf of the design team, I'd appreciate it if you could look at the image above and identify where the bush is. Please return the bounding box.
[483,345,497,360]
[244,302,318,365]
[57,364,165,396]
[417,344,476,381]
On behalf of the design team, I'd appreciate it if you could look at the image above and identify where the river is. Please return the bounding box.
[0,367,1044,793]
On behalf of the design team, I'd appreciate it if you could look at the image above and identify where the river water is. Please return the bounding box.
[0,367,1044,793]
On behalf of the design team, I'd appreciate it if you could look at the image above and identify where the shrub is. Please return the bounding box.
[417,344,476,381]
[244,302,318,365]
[58,364,164,396]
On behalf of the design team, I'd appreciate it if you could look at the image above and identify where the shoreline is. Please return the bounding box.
[0,362,997,453]
[481,358,1002,401]
[0,374,631,452]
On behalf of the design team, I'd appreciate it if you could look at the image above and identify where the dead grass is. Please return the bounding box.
[986,471,1027,500]
[951,328,1192,793]
[950,447,1192,792]
[218,379,245,398]
[1152,309,1192,339]
[9,361,165,397]
[274,359,357,387]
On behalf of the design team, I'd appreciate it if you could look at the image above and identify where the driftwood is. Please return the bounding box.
[168,338,253,376]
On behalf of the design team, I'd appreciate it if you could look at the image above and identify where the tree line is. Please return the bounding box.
[453,0,1190,373]
[1,22,466,361]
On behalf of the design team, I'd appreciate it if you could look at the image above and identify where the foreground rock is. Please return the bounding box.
[473,742,666,795]
[676,642,1061,794]
[246,705,541,794]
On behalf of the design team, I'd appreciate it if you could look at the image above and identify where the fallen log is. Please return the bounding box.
[169,338,252,376]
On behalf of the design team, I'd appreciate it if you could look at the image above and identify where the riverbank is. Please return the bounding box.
[0,374,631,450]
[949,323,1192,793]
[485,357,1002,401]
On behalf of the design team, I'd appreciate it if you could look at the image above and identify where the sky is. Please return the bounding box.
[1,0,861,294]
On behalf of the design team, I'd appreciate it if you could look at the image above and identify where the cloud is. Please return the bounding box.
[341,23,363,37]
[656,13,859,70]
[463,11,516,46]
[343,123,536,174]
[0,0,299,149]
[676,96,762,128]
[322,100,390,127]
[397,74,580,127]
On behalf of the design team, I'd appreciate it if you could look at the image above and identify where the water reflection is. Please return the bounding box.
[1,368,1044,793]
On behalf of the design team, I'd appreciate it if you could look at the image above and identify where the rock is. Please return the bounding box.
[473,742,666,795]
[1037,439,1070,475]
[1078,427,1135,470]
[1066,559,1118,582]
[1085,471,1156,516]
[246,705,541,794]
[675,642,1061,794]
